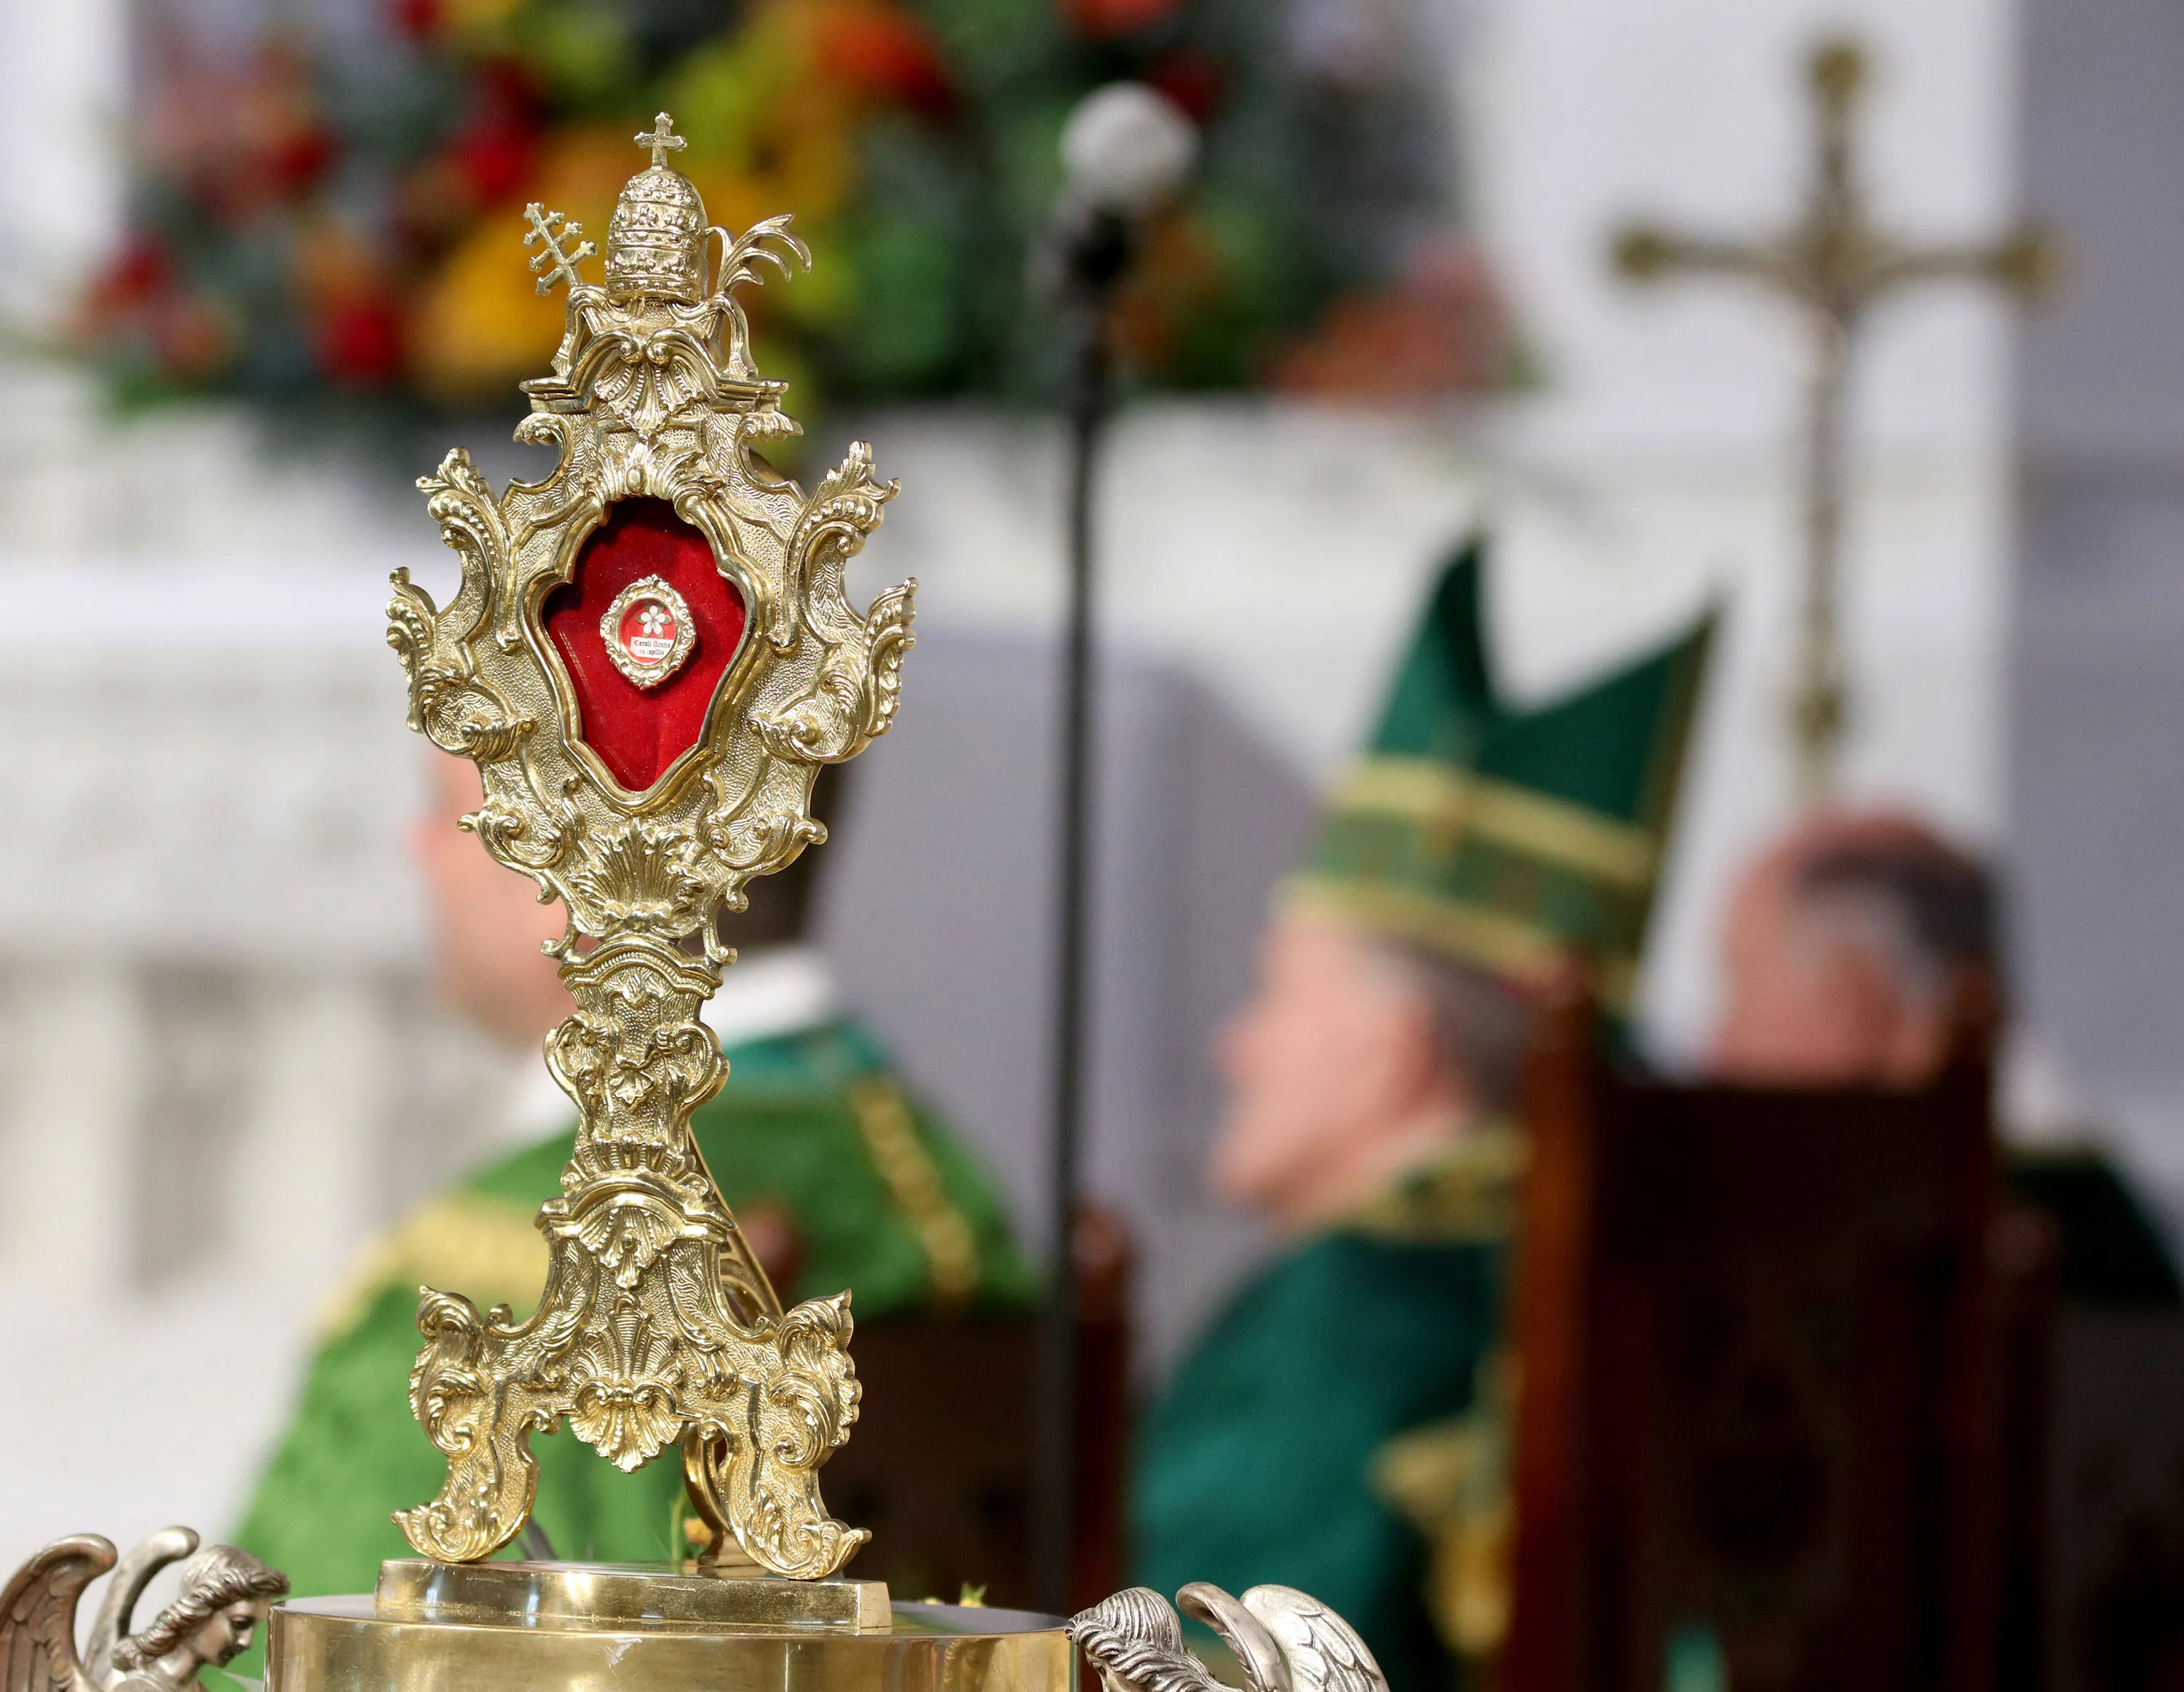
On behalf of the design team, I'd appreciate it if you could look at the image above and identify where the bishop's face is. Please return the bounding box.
[1210,913,1457,1233]
[416,756,571,1049]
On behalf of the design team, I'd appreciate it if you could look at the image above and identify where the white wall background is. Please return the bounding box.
[2009,0,2184,1217]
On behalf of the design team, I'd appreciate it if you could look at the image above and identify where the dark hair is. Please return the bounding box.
[1380,941,1538,1118]
[1795,837,1997,1005]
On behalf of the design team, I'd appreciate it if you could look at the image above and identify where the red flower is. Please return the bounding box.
[451,125,537,204]
[269,124,335,196]
[446,60,544,206]
[138,32,336,219]
[1147,50,1221,121]
[1270,239,1516,399]
[1061,0,1182,41]
[815,5,954,118]
[87,237,173,313]
[75,235,237,382]
[314,298,405,387]
[389,0,440,40]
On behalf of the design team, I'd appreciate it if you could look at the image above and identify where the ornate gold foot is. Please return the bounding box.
[397,937,868,1575]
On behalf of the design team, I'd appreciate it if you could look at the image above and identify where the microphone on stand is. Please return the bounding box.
[1037,82,1199,312]
[1029,80,1195,1621]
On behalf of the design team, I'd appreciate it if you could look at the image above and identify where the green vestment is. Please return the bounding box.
[234,1018,1034,1601]
[1132,1136,1521,1692]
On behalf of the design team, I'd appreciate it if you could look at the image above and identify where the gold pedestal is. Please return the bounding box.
[269,1563,1071,1692]
[374,1558,894,1630]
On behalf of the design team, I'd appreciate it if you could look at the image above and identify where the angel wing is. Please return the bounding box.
[1067,1588,1225,1692]
[1176,1583,1289,1692]
[1070,1582,1387,1692]
[84,1529,197,1687]
[1,1535,116,1692]
[1241,1586,1388,1692]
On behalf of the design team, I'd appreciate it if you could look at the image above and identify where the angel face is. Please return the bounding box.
[186,1599,267,1669]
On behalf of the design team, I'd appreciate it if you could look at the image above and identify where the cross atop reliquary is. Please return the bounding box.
[1613,36,2056,804]
[637,110,687,167]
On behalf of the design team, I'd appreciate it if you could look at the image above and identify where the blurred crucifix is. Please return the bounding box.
[1613,36,2055,803]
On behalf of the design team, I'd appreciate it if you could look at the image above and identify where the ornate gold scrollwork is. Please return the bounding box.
[384,111,906,1574]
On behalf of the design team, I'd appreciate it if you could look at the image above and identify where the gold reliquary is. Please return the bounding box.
[1,111,1393,1692]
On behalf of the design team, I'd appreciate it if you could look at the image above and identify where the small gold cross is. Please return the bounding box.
[636,112,687,170]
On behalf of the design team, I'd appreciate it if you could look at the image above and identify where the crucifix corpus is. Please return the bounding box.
[1613,36,2056,803]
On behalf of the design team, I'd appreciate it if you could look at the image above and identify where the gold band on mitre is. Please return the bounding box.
[1279,873,1639,1011]
[1331,759,1660,891]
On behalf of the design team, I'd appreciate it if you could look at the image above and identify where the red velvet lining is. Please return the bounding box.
[543,499,747,792]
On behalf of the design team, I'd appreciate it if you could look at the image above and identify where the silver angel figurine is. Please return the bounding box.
[1070,1584,1388,1692]
[1,1527,288,1692]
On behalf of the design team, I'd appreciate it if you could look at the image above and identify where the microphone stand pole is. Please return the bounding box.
[1033,234,1119,1621]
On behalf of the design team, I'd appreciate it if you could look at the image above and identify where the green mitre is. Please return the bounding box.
[1286,539,1714,1006]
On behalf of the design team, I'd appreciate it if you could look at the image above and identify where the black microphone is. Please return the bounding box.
[1035,82,1199,309]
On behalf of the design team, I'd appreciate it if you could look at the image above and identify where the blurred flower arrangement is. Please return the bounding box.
[77,0,1516,417]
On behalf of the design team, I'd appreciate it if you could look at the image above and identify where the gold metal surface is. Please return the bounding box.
[386,108,913,1573]
[269,1596,1070,1692]
[374,1559,889,1632]
[1610,36,2056,803]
